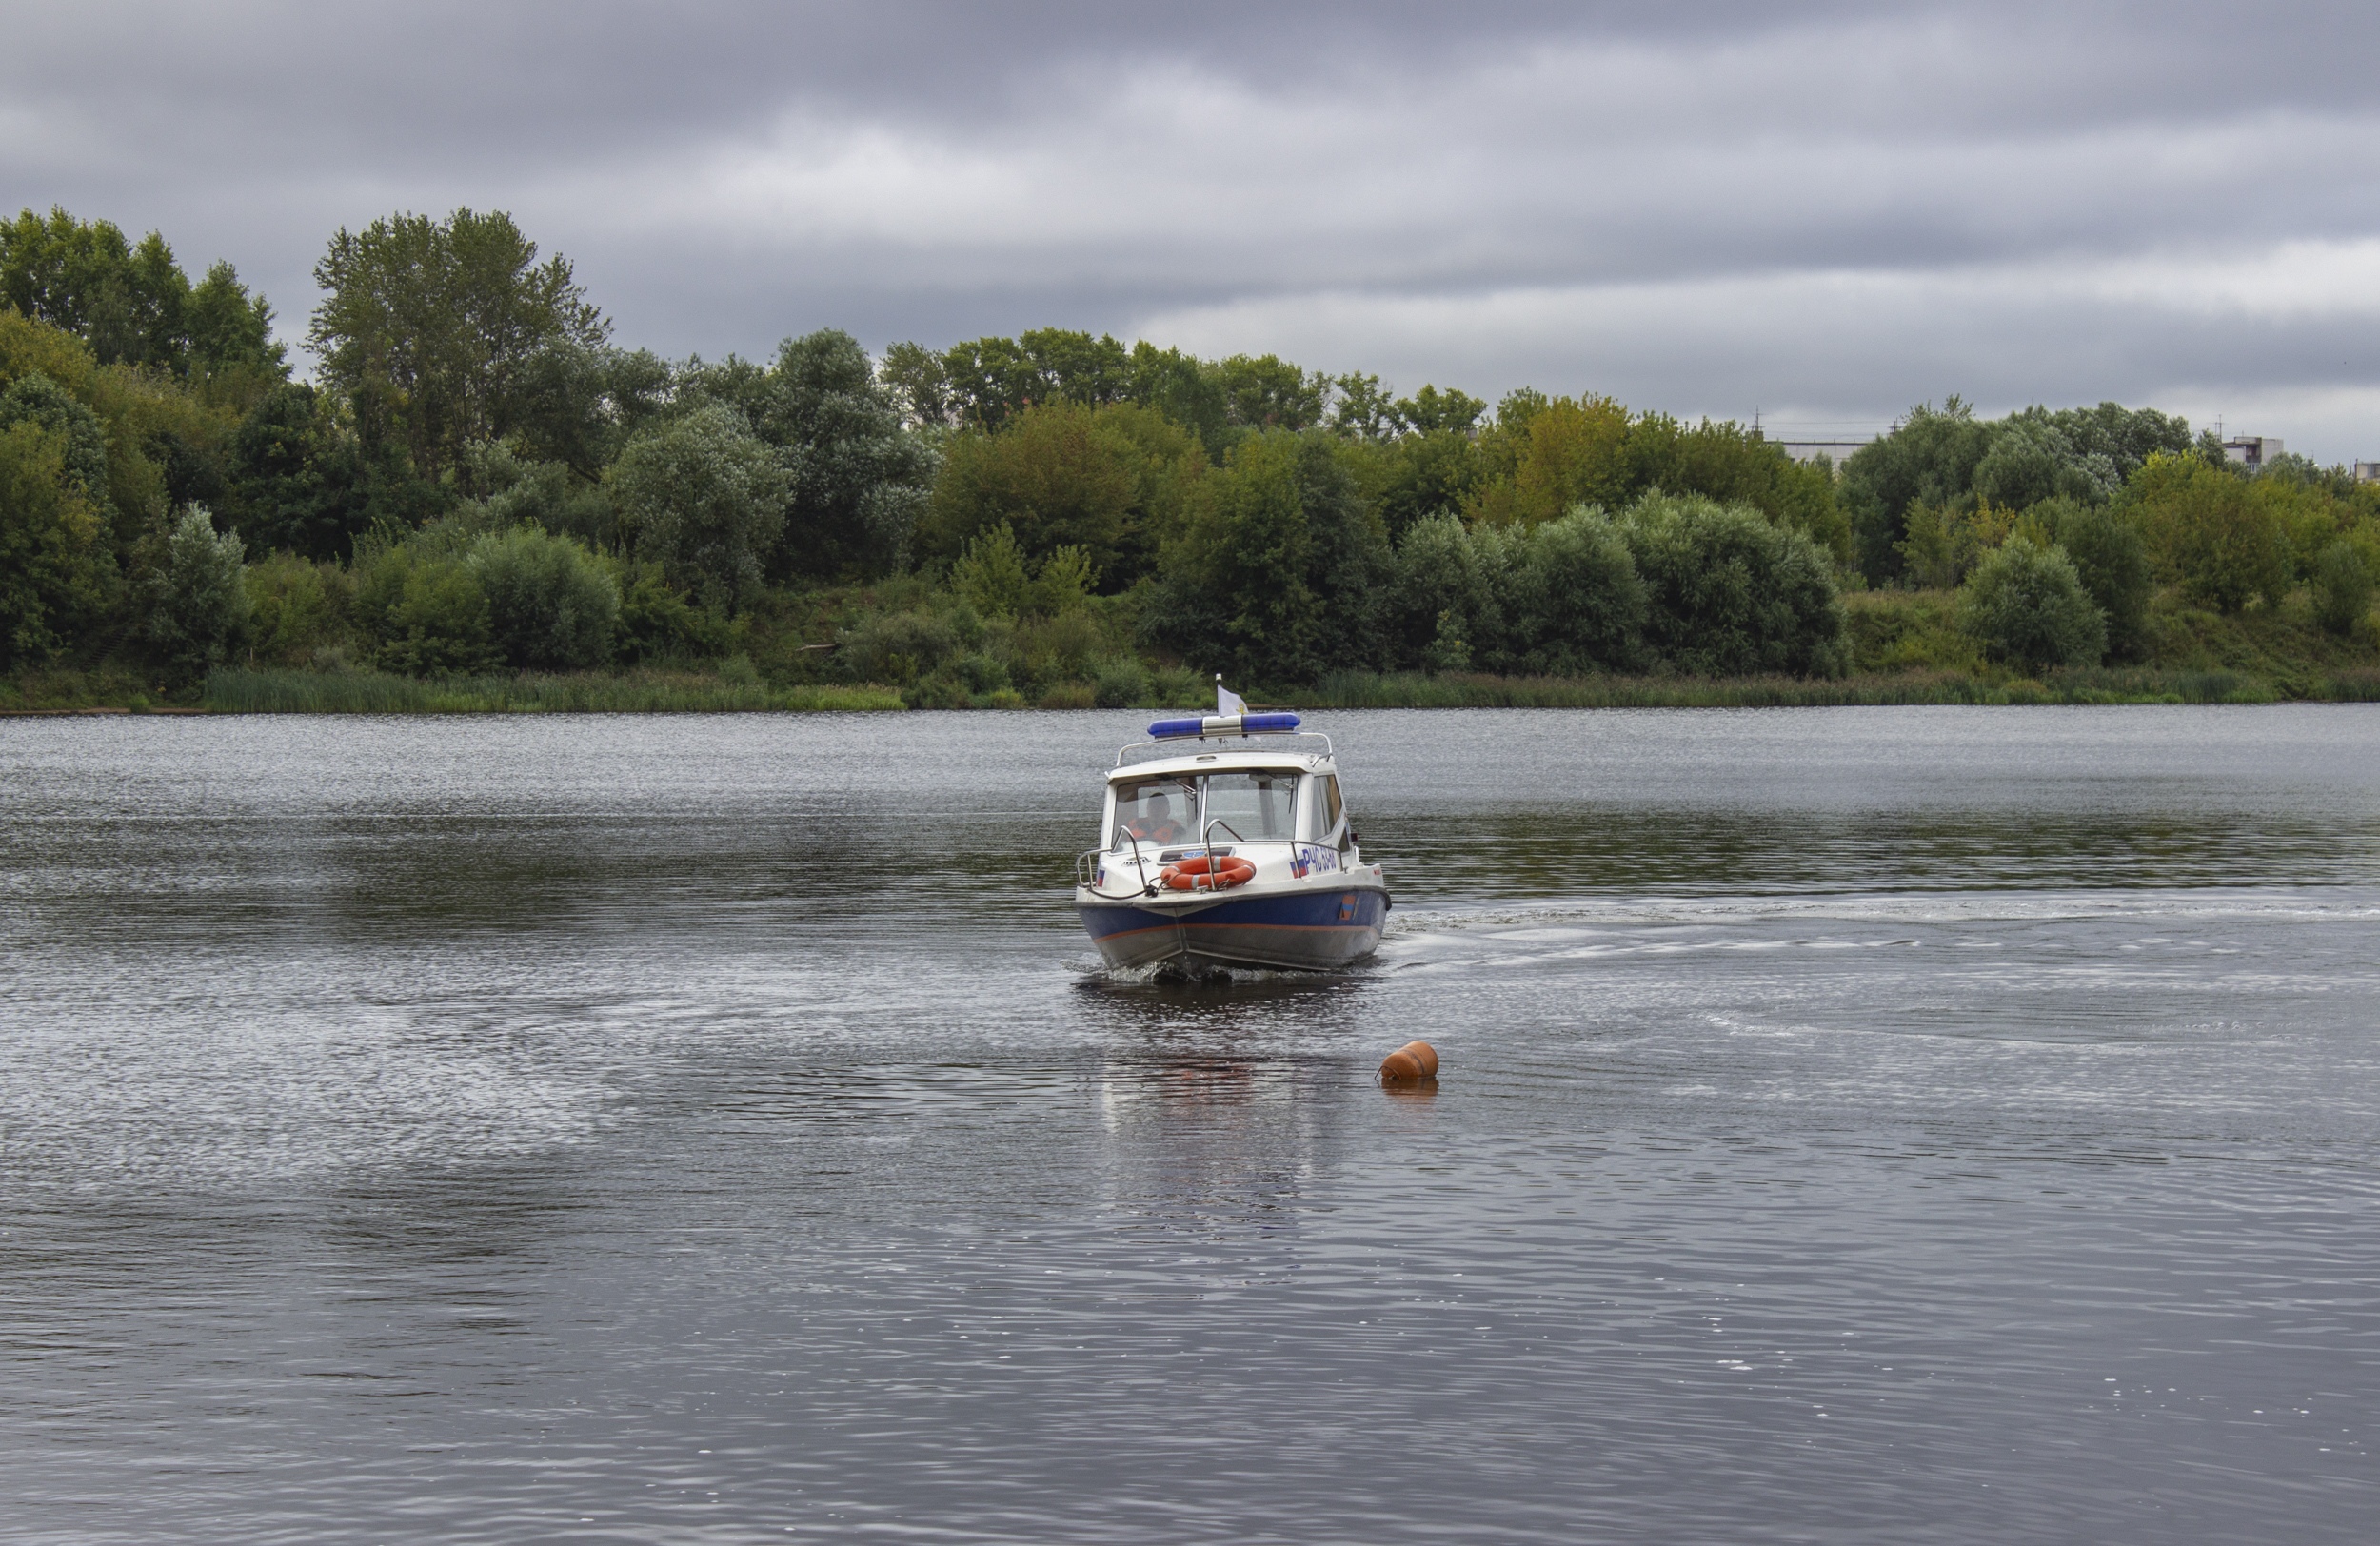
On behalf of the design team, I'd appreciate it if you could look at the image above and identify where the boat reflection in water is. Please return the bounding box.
[1073,706,1390,980]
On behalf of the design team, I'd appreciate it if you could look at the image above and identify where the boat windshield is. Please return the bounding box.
[1113,776,1197,846]
[1200,771,1298,841]
[1109,769,1302,846]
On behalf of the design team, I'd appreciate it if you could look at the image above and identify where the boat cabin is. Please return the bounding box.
[1093,713,1354,869]
[1105,758,1347,857]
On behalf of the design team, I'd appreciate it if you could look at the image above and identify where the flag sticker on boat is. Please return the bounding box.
[1339,893,1358,921]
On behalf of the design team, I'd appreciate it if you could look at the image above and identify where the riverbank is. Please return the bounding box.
[0,667,904,715]
[8,588,2375,714]
[7,663,2378,715]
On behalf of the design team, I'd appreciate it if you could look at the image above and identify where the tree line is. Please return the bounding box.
[4,204,2375,704]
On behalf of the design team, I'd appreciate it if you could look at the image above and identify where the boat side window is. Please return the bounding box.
[1321,775,1344,836]
[1114,777,1195,845]
[1202,771,1297,841]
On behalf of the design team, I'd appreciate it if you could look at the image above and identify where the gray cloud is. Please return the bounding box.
[7,2,2379,456]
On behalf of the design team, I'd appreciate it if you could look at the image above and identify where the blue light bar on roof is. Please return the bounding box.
[1146,712,1303,740]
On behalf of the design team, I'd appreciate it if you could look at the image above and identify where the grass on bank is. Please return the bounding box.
[201,667,902,714]
[10,585,2380,715]
[1303,665,2380,707]
[9,664,2378,716]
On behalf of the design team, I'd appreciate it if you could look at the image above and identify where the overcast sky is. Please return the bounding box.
[8,1,2379,457]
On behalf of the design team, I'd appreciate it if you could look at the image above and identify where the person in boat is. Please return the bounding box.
[1124,787,1190,844]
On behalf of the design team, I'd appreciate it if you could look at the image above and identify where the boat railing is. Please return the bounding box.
[1076,823,1160,898]
[1074,819,1265,897]
[1200,818,1247,858]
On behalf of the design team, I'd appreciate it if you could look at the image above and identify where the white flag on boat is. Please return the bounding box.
[1216,678,1248,717]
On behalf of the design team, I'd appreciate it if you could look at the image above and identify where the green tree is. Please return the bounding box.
[1396,385,1486,435]
[220,383,367,559]
[184,260,283,375]
[1956,537,2106,673]
[1629,414,1850,561]
[354,544,498,676]
[459,440,617,550]
[1503,508,1646,675]
[1126,342,1230,447]
[499,344,674,480]
[608,405,789,608]
[1375,428,1486,541]
[1970,413,2119,511]
[922,401,1136,577]
[1467,394,1635,525]
[467,525,619,669]
[931,328,1135,430]
[880,340,957,428]
[2311,538,2376,634]
[243,551,348,666]
[140,505,249,683]
[1838,399,1995,582]
[1387,514,1500,669]
[949,522,1095,620]
[2034,497,2152,659]
[0,371,109,501]
[743,330,936,581]
[1211,354,1329,432]
[1620,493,1847,676]
[307,208,608,480]
[1,207,282,376]
[1328,372,1402,442]
[1153,431,1319,682]
[920,399,1203,586]
[0,421,112,667]
[1146,430,1389,684]
[2126,453,2288,613]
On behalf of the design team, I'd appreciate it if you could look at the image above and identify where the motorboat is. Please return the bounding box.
[1074,705,1390,976]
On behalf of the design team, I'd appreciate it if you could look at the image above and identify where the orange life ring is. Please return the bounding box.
[1158,855,1257,891]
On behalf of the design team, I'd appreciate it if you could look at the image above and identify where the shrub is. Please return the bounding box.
[1503,506,1645,673]
[221,382,367,560]
[244,550,348,665]
[838,608,959,685]
[1389,513,1501,669]
[1894,501,2019,589]
[466,525,619,669]
[0,420,112,668]
[1956,536,2106,673]
[608,404,789,608]
[2128,453,2287,613]
[1013,607,1104,685]
[141,505,250,684]
[901,648,1012,709]
[462,441,616,548]
[1144,430,1392,684]
[0,370,109,501]
[616,562,724,664]
[354,544,498,676]
[951,521,1097,620]
[2036,498,2152,659]
[2311,539,2376,635]
[1620,492,1847,676]
[1092,654,1151,707]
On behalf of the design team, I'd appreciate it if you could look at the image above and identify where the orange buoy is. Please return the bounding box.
[1377,1040,1438,1084]
[1160,855,1257,891]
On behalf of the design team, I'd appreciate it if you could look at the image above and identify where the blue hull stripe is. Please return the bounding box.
[1079,888,1388,943]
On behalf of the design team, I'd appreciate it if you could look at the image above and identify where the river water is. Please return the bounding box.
[1,706,2375,1544]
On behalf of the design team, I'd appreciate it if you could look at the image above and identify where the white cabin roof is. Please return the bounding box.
[1105,748,1334,783]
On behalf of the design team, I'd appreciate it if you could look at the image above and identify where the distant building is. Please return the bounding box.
[1772,439,1874,467]
[2354,462,2380,485]
[2222,435,2282,471]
